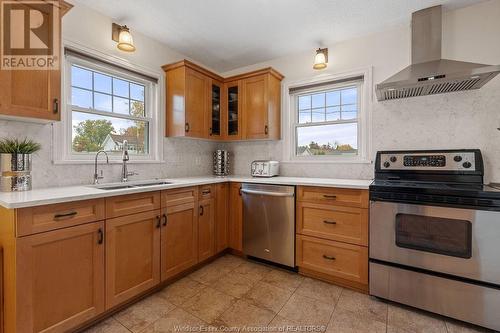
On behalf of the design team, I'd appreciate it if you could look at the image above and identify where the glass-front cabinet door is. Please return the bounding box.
[209,80,222,138]
[225,80,241,140]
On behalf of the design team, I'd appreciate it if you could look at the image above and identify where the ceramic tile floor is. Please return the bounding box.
[84,255,496,333]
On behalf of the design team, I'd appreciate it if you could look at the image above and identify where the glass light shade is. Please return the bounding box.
[117,27,136,52]
[313,49,328,70]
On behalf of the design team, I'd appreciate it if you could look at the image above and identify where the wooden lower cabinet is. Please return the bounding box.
[16,221,105,333]
[215,183,229,253]
[198,198,215,261]
[228,182,243,252]
[105,210,161,309]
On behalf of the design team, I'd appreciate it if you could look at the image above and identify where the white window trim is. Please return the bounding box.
[282,67,373,164]
[52,40,164,164]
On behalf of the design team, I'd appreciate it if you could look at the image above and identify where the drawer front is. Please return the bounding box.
[298,186,369,208]
[198,185,215,200]
[17,199,105,236]
[297,202,368,246]
[106,192,161,218]
[296,234,368,284]
[162,187,197,207]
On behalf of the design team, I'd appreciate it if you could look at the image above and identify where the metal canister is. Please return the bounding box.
[213,150,229,176]
[0,153,32,191]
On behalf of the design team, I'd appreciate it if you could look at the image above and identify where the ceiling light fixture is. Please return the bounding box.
[313,48,328,70]
[112,23,136,52]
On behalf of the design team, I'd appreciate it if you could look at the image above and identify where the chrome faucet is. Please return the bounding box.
[121,140,137,182]
[93,150,109,184]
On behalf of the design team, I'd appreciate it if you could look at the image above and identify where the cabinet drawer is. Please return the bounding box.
[162,187,197,207]
[16,199,105,236]
[297,202,368,246]
[297,186,369,208]
[106,192,161,218]
[296,234,368,284]
[198,184,215,200]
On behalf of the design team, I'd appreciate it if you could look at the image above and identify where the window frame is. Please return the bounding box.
[53,44,163,164]
[284,68,372,164]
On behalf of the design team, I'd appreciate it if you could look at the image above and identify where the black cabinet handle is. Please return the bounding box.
[264,125,269,135]
[323,254,336,261]
[53,98,59,114]
[185,123,190,132]
[323,220,337,225]
[323,194,337,199]
[209,128,213,136]
[98,228,104,244]
[199,205,204,216]
[239,187,242,196]
[202,189,211,195]
[54,211,77,220]
[156,216,161,228]
[162,213,167,226]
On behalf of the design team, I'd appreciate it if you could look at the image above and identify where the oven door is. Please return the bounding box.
[370,201,500,285]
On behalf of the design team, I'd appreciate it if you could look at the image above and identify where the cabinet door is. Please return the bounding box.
[208,79,223,139]
[242,75,268,139]
[106,210,161,309]
[16,222,105,333]
[185,68,208,138]
[198,198,215,262]
[228,183,243,252]
[161,203,198,281]
[224,80,242,140]
[215,183,229,253]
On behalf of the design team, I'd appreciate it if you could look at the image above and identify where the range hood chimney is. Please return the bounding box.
[375,5,500,101]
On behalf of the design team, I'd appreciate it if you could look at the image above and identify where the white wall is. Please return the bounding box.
[0,2,222,188]
[222,0,500,183]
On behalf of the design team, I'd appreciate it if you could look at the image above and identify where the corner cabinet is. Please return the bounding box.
[163,60,284,141]
[0,1,72,122]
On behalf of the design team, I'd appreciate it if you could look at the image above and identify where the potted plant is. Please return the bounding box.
[0,138,41,192]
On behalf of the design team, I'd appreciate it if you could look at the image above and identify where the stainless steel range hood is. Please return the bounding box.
[376,5,500,101]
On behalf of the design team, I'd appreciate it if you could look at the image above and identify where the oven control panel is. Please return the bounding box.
[378,151,477,171]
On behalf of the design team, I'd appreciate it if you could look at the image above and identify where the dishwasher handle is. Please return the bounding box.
[240,188,294,197]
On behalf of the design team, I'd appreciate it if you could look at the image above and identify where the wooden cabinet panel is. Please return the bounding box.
[297,186,369,209]
[296,202,368,246]
[161,203,198,281]
[162,187,197,208]
[215,183,229,253]
[185,68,208,138]
[242,74,268,139]
[16,221,105,333]
[105,211,161,309]
[16,199,105,236]
[296,234,368,285]
[228,182,243,251]
[106,191,161,218]
[198,198,215,262]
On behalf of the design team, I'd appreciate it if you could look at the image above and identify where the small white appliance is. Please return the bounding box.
[250,160,279,177]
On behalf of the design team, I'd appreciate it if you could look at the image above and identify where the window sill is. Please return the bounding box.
[53,159,165,165]
[282,159,373,165]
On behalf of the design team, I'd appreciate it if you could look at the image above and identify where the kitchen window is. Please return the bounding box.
[288,71,370,162]
[55,48,162,163]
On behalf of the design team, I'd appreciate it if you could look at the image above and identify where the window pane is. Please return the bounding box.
[113,78,129,98]
[326,106,340,121]
[72,111,149,154]
[341,87,357,104]
[298,95,311,110]
[311,110,325,122]
[94,72,112,94]
[326,91,340,106]
[341,104,358,120]
[130,83,145,102]
[94,92,112,112]
[296,123,358,156]
[299,112,311,124]
[130,100,145,117]
[71,66,92,89]
[311,93,325,108]
[71,88,92,108]
[113,96,130,114]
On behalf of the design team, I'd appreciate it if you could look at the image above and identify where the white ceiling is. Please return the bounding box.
[74,0,487,72]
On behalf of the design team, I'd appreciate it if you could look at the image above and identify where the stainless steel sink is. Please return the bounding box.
[92,180,173,191]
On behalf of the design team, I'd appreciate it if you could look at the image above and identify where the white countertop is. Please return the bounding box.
[0,176,373,209]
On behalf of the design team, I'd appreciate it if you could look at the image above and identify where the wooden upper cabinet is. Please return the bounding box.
[16,221,104,333]
[163,60,283,141]
[0,1,72,122]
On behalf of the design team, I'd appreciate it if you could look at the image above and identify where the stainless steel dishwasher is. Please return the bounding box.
[241,183,295,267]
